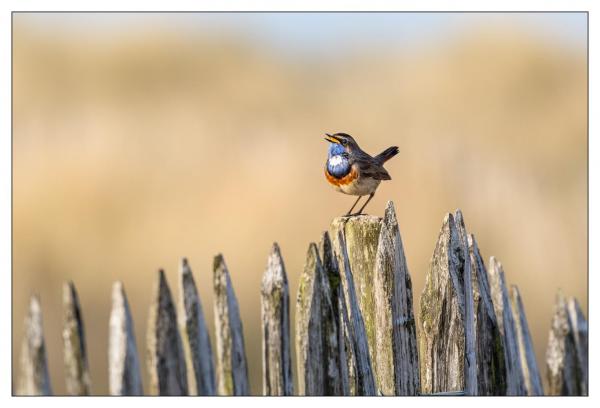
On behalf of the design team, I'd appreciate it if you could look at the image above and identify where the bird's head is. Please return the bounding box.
[324,132,358,156]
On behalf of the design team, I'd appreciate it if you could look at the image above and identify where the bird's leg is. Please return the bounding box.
[345,196,363,216]
[353,192,375,215]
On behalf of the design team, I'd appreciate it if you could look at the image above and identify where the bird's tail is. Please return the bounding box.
[374,146,399,164]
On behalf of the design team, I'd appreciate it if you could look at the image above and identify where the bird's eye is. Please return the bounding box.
[341,139,347,146]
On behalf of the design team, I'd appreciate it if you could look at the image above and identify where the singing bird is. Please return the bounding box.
[324,132,398,216]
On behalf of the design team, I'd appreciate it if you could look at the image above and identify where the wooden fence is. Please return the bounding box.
[16,201,588,396]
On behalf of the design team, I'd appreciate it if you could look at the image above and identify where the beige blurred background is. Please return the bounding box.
[12,13,587,395]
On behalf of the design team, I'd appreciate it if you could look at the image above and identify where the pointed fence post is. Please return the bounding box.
[467,234,506,395]
[487,257,526,395]
[108,281,143,395]
[213,254,249,395]
[62,281,91,395]
[373,201,419,395]
[331,230,377,395]
[18,295,52,395]
[146,270,188,395]
[510,286,543,395]
[567,297,588,395]
[261,243,293,396]
[418,211,473,394]
[330,215,381,375]
[179,258,216,396]
[319,231,350,395]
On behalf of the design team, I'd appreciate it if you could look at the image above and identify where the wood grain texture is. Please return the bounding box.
[146,270,188,395]
[108,281,143,395]
[261,243,293,396]
[62,281,92,395]
[17,295,52,395]
[419,212,471,394]
[467,234,507,395]
[487,257,526,395]
[332,230,377,395]
[373,201,420,395]
[213,254,249,395]
[179,258,216,395]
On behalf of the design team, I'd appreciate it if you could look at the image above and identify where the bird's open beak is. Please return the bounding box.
[324,133,340,144]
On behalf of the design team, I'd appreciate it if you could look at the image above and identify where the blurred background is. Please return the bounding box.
[12,12,587,395]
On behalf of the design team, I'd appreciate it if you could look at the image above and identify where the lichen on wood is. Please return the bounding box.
[261,243,293,396]
[332,230,377,395]
[467,234,506,395]
[108,281,143,395]
[18,295,52,396]
[179,258,216,396]
[146,270,188,395]
[62,281,92,395]
[419,211,471,394]
[213,254,249,395]
[373,201,419,395]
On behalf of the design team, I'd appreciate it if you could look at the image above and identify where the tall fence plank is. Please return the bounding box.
[261,243,293,396]
[332,230,377,395]
[419,212,470,394]
[18,295,52,395]
[62,281,91,395]
[453,210,477,396]
[487,257,526,395]
[296,243,327,395]
[567,297,588,395]
[319,231,350,395]
[467,235,507,395]
[373,201,419,395]
[146,270,188,395]
[330,214,381,382]
[179,258,216,396]
[108,281,143,396]
[213,254,249,395]
[510,286,543,395]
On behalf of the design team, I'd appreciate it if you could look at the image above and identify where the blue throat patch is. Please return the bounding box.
[327,143,350,178]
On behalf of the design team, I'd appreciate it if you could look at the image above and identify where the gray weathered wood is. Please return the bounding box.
[487,257,526,395]
[18,295,52,395]
[331,230,377,395]
[467,234,506,395]
[62,281,91,395]
[419,212,470,394]
[373,201,419,395]
[261,243,293,396]
[510,285,543,395]
[213,254,249,395]
[146,269,188,395]
[545,291,588,395]
[296,242,327,395]
[567,297,588,395]
[319,231,350,395]
[330,214,381,378]
[108,281,143,395]
[179,258,216,396]
[453,210,477,396]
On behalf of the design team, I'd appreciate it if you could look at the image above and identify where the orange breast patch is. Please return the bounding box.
[325,166,358,186]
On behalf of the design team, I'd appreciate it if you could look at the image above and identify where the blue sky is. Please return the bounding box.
[17,12,587,56]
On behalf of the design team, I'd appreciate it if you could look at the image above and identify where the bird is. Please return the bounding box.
[324,132,398,216]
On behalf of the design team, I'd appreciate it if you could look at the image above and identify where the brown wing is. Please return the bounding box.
[354,157,392,180]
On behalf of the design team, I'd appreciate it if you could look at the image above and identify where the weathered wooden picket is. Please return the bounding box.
[16,201,588,396]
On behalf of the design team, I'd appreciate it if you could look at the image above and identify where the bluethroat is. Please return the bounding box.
[324,132,398,216]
